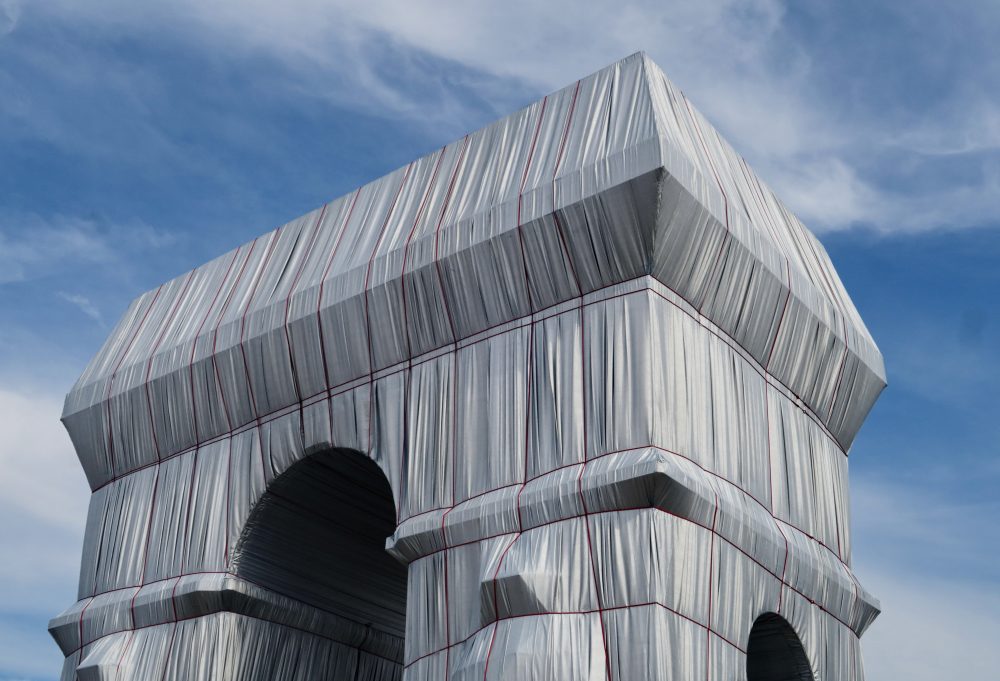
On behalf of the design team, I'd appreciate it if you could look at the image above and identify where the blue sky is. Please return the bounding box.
[0,1,998,679]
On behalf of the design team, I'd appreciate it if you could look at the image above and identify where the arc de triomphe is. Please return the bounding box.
[51,53,884,681]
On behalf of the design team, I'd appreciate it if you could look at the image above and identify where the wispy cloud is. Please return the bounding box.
[0,387,89,679]
[852,467,1000,680]
[0,4,997,680]
[0,389,89,531]
[0,0,19,36]
[17,0,1000,235]
[858,567,1000,681]
[56,292,102,325]
[853,473,1000,581]
[0,216,113,285]
[0,213,175,285]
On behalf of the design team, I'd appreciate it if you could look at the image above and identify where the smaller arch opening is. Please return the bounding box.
[746,613,814,681]
[233,448,406,642]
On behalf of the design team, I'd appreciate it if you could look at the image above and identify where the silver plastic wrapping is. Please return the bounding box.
[52,52,884,680]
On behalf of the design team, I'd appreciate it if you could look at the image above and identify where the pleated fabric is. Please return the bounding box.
[52,52,883,681]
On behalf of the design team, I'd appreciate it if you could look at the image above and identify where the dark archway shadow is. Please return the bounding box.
[746,613,814,681]
[233,448,407,654]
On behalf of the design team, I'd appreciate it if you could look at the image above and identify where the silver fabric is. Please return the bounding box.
[52,52,884,681]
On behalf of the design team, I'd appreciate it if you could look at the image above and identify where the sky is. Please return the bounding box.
[0,1,998,679]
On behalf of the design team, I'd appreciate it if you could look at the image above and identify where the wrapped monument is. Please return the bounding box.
[50,53,885,680]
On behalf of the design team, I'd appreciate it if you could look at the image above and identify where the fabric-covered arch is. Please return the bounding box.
[234,448,406,672]
[50,52,885,681]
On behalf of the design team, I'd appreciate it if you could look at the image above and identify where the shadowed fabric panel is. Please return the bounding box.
[234,449,406,640]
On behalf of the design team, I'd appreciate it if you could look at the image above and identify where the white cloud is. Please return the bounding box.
[0,612,68,679]
[0,213,176,285]
[56,292,103,325]
[0,326,91,396]
[0,388,88,679]
[0,389,88,536]
[853,474,1000,575]
[32,0,793,123]
[859,568,1000,681]
[0,216,114,284]
[852,469,1000,679]
[21,0,997,234]
[0,0,19,36]
[841,160,1000,234]
[0,387,87,626]
[765,158,882,232]
[1,4,997,676]
[890,99,1000,157]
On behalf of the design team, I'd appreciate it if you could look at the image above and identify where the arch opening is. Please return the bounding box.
[746,613,814,681]
[234,448,406,661]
